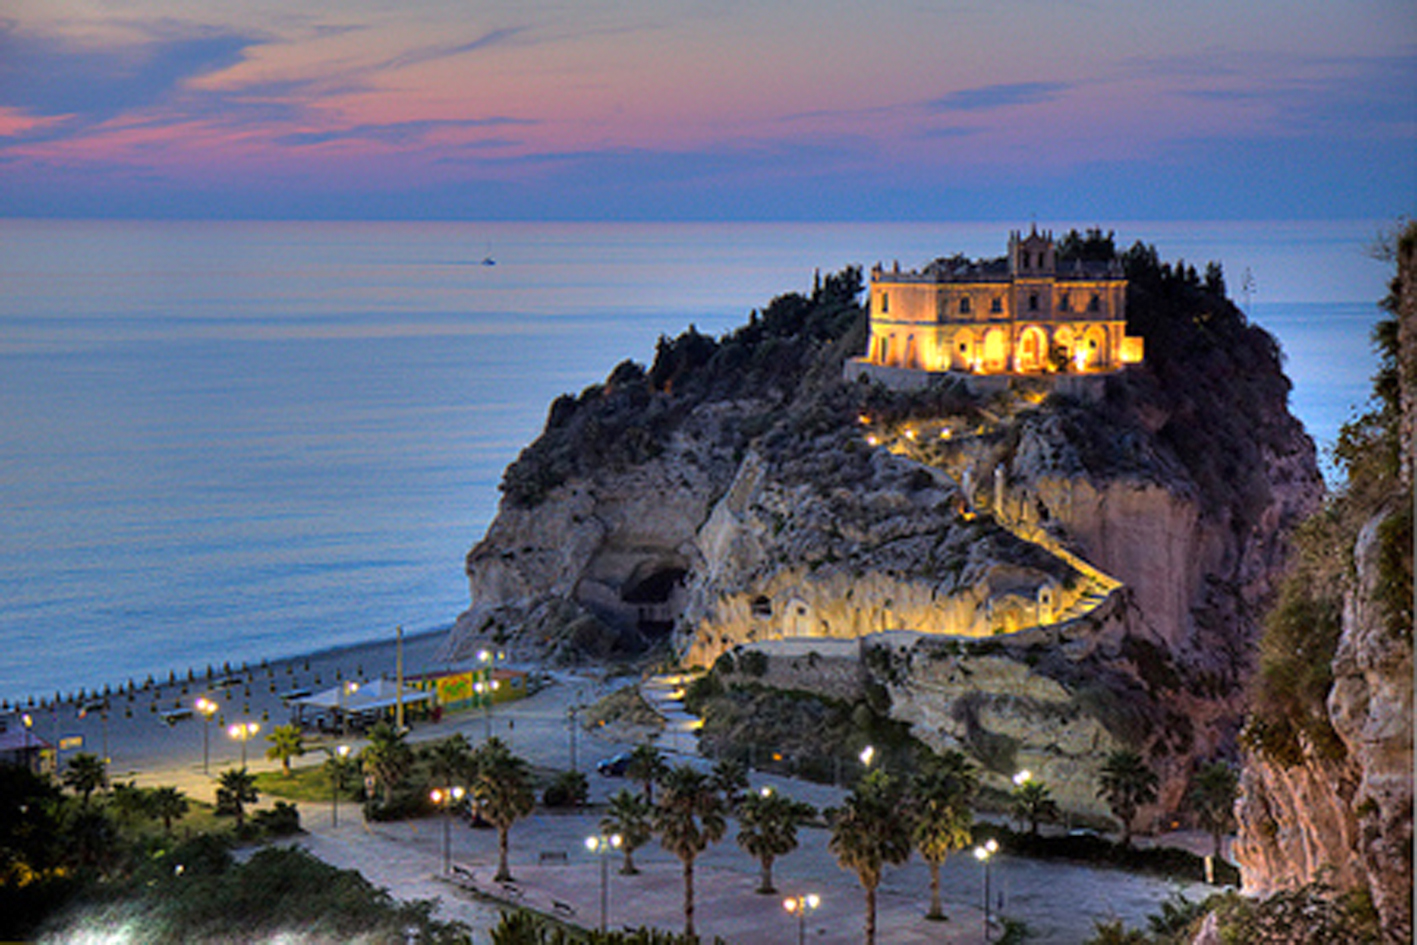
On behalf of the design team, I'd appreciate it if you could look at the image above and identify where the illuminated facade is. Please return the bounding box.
[860,228,1144,375]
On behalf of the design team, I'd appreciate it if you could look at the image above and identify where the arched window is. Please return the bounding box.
[959,296,971,315]
[1016,326,1047,372]
[1028,293,1039,312]
[1058,292,1070,312]
[990,297,1003,314]
[1089,294,1101,312]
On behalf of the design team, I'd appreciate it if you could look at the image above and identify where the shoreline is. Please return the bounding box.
[3,624,461,777]
[3,624,452,712]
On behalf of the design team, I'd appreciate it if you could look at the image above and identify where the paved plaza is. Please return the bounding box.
[7,638,1217,943]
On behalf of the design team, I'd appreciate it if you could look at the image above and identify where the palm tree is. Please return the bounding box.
[264,723,305,778]
[1187,761,1238,859]
[149,786,189,834]
[911,751,978,920]
[654,764,727,938]
[828,769,912,945]
[216,767,259,829]
[110,780,153,827]
[1098,750,1160,848]
[62,753,108,807]
[709,758,748,811]
[427,733,473,793]
[736,786,816,894]
[469,737,535,882]
[600,788,654,875]
[360,721,414,807]
[626,743,668,804]
[1010,779,1059,837]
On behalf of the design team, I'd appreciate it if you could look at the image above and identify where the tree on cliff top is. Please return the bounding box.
[497,267,865,508]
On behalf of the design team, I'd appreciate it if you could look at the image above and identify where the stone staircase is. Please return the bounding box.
[639,674,702,757]
[883,431,1123,635]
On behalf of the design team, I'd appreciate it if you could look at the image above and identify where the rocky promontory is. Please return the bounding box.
[447,236,1324,827]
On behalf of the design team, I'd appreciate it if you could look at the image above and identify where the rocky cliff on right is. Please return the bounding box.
[1234,221,1415,943]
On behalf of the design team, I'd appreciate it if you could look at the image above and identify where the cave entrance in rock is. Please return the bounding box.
[621,563,688,638]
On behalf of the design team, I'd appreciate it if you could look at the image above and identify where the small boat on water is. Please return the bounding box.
[481,242,496,266]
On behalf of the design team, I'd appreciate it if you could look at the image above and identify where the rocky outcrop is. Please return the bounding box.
[450,247,1325,836]
[1233,224,1414,942]
[680,445,1088,667]
[1328,508,1413,937]
[1233,501,1413,939]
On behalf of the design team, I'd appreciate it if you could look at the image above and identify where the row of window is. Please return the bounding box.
[879,291,1105,315]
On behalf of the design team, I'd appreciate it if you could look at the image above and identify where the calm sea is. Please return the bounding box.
[0,220,1391,703]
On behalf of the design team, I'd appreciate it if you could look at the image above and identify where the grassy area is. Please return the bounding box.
[253,764,358,803]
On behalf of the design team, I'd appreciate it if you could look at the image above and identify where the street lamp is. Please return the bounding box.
[431,786,466,874]
[567,703,580,773]
[1013,769,1032,786]
[477,650,503,739]
[783,893,820,945]
[21,713,33,773]
[585,833,623,932]
[330,745,351,828]
[228,721,259,768]
[337,681,359,737]
[859,744,875,768]
[974,838,1000,942]
[195,697,218,775]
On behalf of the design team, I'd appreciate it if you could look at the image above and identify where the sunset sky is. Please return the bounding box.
[1,0,1413,220]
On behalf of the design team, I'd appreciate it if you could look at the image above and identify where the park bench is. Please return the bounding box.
[537,850,568,864]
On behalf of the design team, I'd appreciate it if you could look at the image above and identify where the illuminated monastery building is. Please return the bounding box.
[855,228,1144,382]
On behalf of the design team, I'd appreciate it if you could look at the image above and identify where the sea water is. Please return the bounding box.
[0,219,1392,702]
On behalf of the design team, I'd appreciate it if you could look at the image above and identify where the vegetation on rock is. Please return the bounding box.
[498,268,867,508]
[1244,221,1415,767]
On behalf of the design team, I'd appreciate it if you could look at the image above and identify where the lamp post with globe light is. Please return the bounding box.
[195,697,218,774]
[477,649,503,739]
[337,681,359,737]
[330,744,351,828]
[783,893,820,945]
[21,713,34,773]
[431,786,466,874]
[974,838,1000,941]
[585,833,623,932]
[228,721,259,768]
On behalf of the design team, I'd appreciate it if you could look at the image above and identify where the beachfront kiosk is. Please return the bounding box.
[289,678,435,733]
[288,666,528,732]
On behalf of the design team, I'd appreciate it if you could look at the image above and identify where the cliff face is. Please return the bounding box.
[449,246,1325,831]
[1233,224,1414,941]
[1233,503,1413,939]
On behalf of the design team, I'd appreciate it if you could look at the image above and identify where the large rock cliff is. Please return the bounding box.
[1233,223,1414,942]
[448,240,1323,829]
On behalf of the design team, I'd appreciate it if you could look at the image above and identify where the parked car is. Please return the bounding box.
[596,752,633,777]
